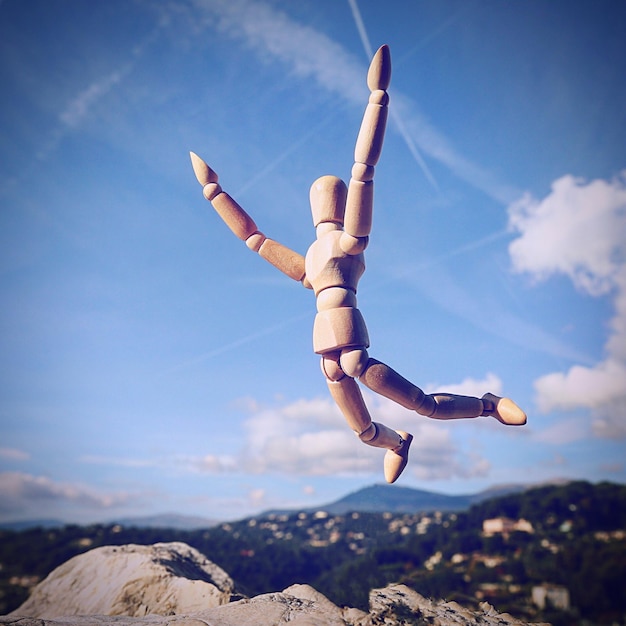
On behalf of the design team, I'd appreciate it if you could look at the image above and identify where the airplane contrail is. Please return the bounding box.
[234,111,340,198]
[347,0,439,191]
[346,0,373,58]
[165,311,310,373]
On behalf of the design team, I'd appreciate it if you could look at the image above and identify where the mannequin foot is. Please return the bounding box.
[481,393,527,426]
[383,431,413,483]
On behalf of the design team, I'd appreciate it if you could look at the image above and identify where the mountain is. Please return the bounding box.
[263,482,532,518]
[467,483,529,504]
[316,481,574,515]
[0,519,65,531]
[320,484,475,514]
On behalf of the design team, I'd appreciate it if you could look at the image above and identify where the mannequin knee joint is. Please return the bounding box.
[357,423,377,442]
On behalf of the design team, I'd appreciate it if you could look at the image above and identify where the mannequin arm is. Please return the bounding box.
[343,44,391,241]
[190,152,307,284]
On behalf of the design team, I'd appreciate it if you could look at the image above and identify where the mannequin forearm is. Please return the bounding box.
[190,151,306,283]
[344,44,391,239]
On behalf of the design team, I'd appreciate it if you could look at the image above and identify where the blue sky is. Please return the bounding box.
[1,0,625,524]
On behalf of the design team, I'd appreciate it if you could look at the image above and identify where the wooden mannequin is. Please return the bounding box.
[190,45,526,484]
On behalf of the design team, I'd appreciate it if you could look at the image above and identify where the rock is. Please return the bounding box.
[182,585,350,626]
[367,584,550,625]
[284,584,368,624]
[9,542,237,618]
[3,543,549,626]
[2,585,351,626]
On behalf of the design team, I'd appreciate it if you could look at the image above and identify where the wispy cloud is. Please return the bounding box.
[165,311,309,373]
[79,455,157,469]
[393,3,476,66]
[390,250,593,365]
[0,447,30,462]
[532,417,589,445]
[34,19,165,165]
[233,113,339,198]
[59,68,130,130]
[192,0,365,100]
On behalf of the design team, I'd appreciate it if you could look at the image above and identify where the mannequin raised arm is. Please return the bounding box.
[190,152,308,284]
[340,44,391,256]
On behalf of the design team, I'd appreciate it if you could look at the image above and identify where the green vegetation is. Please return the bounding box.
[1,481,625,625]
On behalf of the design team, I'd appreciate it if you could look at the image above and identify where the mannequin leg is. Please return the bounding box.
[324,371,412,483]
[359,359,526,424]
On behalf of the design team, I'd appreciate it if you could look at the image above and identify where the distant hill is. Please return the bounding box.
[0,513,219,532]
[322,483,531,515]
[110,513,220,530]
[263,482,531,517]
[0,518,65,531]
[321,484,474,514]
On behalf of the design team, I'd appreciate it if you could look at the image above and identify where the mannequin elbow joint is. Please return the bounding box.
[246,231,266,252]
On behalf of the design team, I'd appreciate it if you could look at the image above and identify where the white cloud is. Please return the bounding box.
[424,372,503,398]
[241,398,375,475]
[508,171,626,436]
[534,359,626,413]
[0,471,133,517]
[509,172,626,296]
[182,384,493,480]
[402,421,490,481]
[78,377,498,481]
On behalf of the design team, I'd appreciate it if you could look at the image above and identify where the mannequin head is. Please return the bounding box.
[309,175,347,228]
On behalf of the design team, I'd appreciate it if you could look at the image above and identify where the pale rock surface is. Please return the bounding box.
[3,543,549,626]
[9,542,236,618]
[368,584,550,625]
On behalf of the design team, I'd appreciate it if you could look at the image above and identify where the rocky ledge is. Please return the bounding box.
[2,542,548,626]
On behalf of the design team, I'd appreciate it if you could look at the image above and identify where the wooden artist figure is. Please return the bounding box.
[190,45,526,484]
